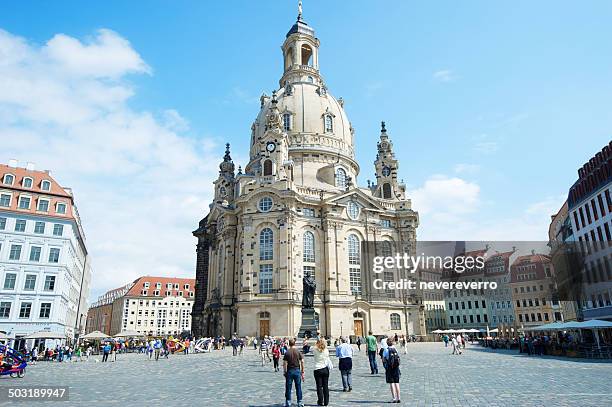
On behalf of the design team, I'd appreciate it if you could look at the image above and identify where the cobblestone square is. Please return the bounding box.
[1,343,610,407]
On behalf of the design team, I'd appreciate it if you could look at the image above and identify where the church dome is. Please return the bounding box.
[249,83,354,162]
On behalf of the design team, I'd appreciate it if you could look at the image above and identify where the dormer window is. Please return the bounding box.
[282,113,291,131]
[56,202,67,214]
[324,115,333,133]
[336,168,347,188]
[41,180,51,191]
[3,174,14,185]
[23,177,33,188]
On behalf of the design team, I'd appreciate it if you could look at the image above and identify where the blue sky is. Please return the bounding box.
[1,1,611,299]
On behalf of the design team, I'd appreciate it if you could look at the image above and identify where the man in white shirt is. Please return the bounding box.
[379,335,388,361]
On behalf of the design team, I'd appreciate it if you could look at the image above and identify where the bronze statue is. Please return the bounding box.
[302,274,316,309]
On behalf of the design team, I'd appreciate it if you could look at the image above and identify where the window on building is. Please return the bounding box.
[303,231,315,263]
[37,199,49,212]
[0,302,10,318]
[3,174,14,185]
[258,197,273,212]
[259,264,273,294]
[3,273,16,290]
[390,313,401,330]
[380,219,391,228]
[283,113,291,131]
[336,168,347,188]
[259,228,274,260]
[44,276,56,291]
[450,315,454,324]
[0,194,10,207]
[24,275,36,291]
[382,183,392,199]
[324,114,333,132]
[348,234,361,295]
[33,221,45,234]
[15,219,26,232]
[39,303,51,318]
[263,160,273,176]
[53,224,64,236]
[9,244,22,261]
[302,208,315,217]
[19,302,32,318]
[23,177,33,188]
[347,201,360,220]
[48,248,60,263]
[18,196,31,209]
[41,180,51,191]
[56,202,67,214]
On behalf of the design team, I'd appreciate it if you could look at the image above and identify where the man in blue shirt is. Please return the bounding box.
[335,337,354,392]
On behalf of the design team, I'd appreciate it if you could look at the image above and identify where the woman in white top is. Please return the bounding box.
[313,338,332,406]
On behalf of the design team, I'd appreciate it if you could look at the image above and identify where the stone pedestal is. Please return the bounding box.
[297,308,319,338]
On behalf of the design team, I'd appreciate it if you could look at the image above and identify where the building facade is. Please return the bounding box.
[0,161,92,349]
[510,253,566,328]
[192,10,422,339]
[86,276,195,337]
[418,268,447,336]
[566,141,612,321]
[85,282,133,335]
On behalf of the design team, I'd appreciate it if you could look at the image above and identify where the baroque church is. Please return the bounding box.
[192,7,424,339]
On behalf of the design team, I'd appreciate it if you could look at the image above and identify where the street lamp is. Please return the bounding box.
[340,321,343,338]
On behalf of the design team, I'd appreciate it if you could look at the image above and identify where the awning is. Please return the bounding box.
[24,331,65,339]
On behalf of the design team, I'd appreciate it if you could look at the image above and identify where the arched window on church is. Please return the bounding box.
[303,231,315,279]
[301,44,313,66]
[382,183,392,199]
[382,241,395,295]
[336,168,347,188]
[283,113,291,131]
[303,231,315,263]
[324,115,333,133]
[285,47,294,70]
[263,160,273,176]
[260,228,273,260]
[390,313,401,330]
[348,234,361,295]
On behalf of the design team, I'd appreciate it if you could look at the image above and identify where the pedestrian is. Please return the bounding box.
[379,335,388,363]
[313,338,332,406]
[231,335,239,356]
[111,343,117,362]
[253,337,258,350]
[365,330,379,374]
[335,337,353,392]
[443,334,449,347]
[272,343,281,372]
[31,347,38,365]
[102,342,111,362]
[383,338,401,403]
[283,338,304,407]
[451,335,462,355]
[239,338,244,355]
[356,336,362,352]
[154,339,162,361]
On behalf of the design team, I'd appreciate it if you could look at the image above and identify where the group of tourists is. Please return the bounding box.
[440,333,467,355]
[278,331,403,407]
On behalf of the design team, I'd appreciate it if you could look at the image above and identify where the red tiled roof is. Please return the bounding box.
[0,163,74,220]
[126,276,196,298]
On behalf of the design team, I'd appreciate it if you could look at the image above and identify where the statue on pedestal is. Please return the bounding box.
[302,274,316,309]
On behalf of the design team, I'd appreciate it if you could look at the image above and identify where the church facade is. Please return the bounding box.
[192,10,424,339]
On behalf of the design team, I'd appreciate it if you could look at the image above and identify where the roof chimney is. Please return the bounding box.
[26,162,36,171]
[8,159,17,168]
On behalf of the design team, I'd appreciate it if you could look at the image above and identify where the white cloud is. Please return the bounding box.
[0,28,218,301]
[410,175,559,241]
[433,69,455,82]
[453,163,480,174]
[472,133,500,154]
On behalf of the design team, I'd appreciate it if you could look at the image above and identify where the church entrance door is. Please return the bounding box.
[354,320,363,337]
[260,320,270,337]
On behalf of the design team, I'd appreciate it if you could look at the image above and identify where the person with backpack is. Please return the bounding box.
[383,338,401,403]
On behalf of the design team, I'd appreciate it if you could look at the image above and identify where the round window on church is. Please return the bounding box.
[347,201,360,220]
[258,196,273,212]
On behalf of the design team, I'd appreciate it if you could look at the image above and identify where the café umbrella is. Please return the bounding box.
[81,331,110,340]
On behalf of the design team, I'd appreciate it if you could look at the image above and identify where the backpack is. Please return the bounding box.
[387,348,400,369]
